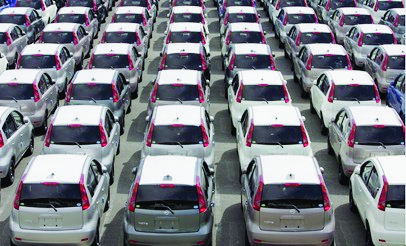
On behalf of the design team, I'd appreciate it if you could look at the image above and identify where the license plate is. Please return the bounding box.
[154,217,178,230]
[370,152,389,157]
[280,219,304,229]
[39,215,62,228]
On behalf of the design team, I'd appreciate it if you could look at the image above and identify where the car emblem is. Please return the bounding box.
[289,209,295,214]
[164,210,171,215]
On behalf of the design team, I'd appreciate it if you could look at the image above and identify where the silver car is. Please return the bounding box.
[42,105,120,184]
[0,23,28,68]
[9,154,110,246]
[0,106,34,186]
[56,7,100,39]
[112,6,154,39]
[0,69,58,133]
[315,0,357,24]
[379,8,405,44]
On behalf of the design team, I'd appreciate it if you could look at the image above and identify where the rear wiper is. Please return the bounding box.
[262,98,268,104]
[176,141,183,148]
[357,142,387,148]
[268,202,300,213]
[86,97,96,103]
[74,142,81,148]
[3,96,18,103]
[177,98,183,104]
[351,98,360,104]
[155,202,175,214]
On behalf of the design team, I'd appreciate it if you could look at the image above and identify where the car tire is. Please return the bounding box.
[231,122,236,136]
[110,160,115,185]
[126,100,132,114]
[310,99,316,114]
[104,187,110,212]
[365,224,374,246]
[24,135,34,157]
[10,53,18,69]
[59,81,67,99]
[245,228,251,246]
[75,57,83,71]
[10,239,17,246]
[4,159,15,186]
[327,135,334,156]
[92,225,100,246]
[320,114,328,135]
[338,158,349,185]
[349,186,357,213]
[120,116,125,135]
[131,86,138,99]
[284,48,289,59]
[300,87,308,99]
[116,139,121,155]
[279,39,284,49]
[39,111,48,135]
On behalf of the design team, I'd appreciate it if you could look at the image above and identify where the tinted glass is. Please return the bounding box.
[234,54,273,69]
[228,13,257,23]
[173,13,202,23]
[152,125,203,144]
[261,184,324,209]
[68,0,93,7]
[16,0,42,9]
[104,32,137,43]
[50,125,101,144]
[331,0,356,9]
[386,185,405,209]
[242,85,285,101]
[169,32,202,43]
[312,55,349,69]
[300,32,333,44]
[57,14,86,24]
[121,0,148,7]
[355,126,405,145]
[287,14,316,24]
[0,15,26,25]
[363,33,394,45]
[0,32,7,43]
[399,15,405,26]
[174,0,201,6]
[252,125,303,144]
[115,13,143,23]
[71,84,113,100]
[228,0,252,6]
[344,15,373,25]
[165,53,202,70]
[42,32,74,44]
[378,1,403,10]
[19,184,81,208]
[280,0,305,7]
[0,84,33,100]
[156,84,199,101]
[19,55,56,69]
[230,31,263,43]
[92,54,129,68]
[387,56,405,70]
[334,85,376,101]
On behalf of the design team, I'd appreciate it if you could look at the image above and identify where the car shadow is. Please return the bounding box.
[215,148,240,195]
[213,109,236,143]
[100,208,125,245]
[147,56,161,75]
[216,203,245,246]
[116,150,142,195]
[126,111,148,143]
[334,204,365,246]
[152,36,164,52]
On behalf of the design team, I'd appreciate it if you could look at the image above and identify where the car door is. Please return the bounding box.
[88,9,99,37]
[344,27,357,55]
[115,74,128,113]
[60,47,75,80]
[10,110,30,160]
[236,110,249,166]
[294,47,308,80]
[329,11,340,33]
[241,160,258,223]
[78,26,90,56]
[203,109,215,155]
[86,163,105,216]
[312,74,327,116]
[393,76,405,112]
[139,26,148,56]
[329,110,346,154]
[31,10,45,38]
[228,75,240,120]
[285,26,297,56]
[106,109,119,152]
[2,112,18,159]
[274,10,285,36]
[352,161,373,221]
[13,26,27,53]
[37,75,52,113]
[131,47,142,79]
[365,48,381,80]
[44,0,57,23]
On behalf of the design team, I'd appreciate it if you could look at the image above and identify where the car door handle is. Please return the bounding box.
[241,187,246,192]
[102,188,105,192]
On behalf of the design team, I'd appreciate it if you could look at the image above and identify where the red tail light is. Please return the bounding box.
[300,121,309,147]
[358,33,364,47]
[304,0,308,6]
[228,54,236,70]
[282,82,290,103]
[16,54,22,69]
[377,175,388,211]
[373,83,381,103]
[339,16,344,27]
[146,122,155,147]
[261,31,266,44]
[0,131,4,148]
[295,32,301,46]
[196,176,207,213]
[201,52,207,70]
[236,82,244,103]
[159,53,167,70]
[41,1,46,11]
[112,83,119,103]
[55,15,59,22]
[128,54,135,70]
[252,175,263,211]
[346,54,353,70]
[327,83,335,103]
[25,16,31,26]
[150,82,158,103]
[224,13,229,25]
[128,176,140,212]
[65,83,73,102]
[13,174,26,210]
[326,0,330,11]
[79,174,90,210]
[201,13,205,24]
[33,83,40,102]
[88,54,94,68]
[55,54,62,70]
[44,121,53,147]
[282,15,288,25]
[38,32,43,43]
[269,54,276,70]
[374,1,379,11]
[73,33,79,45]
[306,53,313,70]
[100,32,106,43]
[135,32,142,46]
[92,0,97,12]
[111,13,117,22]
[276,1,280,10]
[246,119,254,146]
[392,33,397,44]
[147,0,151,10]
[200,119,209,147]
[197,83,205,103]
[85,15,90,26]
[99,119,108,147]
[319,174,331,211]
[330,32,336,43]
[394,15,399,27]
[201,32,206,45]
[6,33,12,46]
[226,32,231,45]
[347,119,356,147]
[142,15,147,26]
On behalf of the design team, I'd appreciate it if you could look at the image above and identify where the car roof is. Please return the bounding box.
[157,69,200,85]
[295,23,332,33]
[0,23,14,32]
[306,43,346,55]
[153,105,202,126]
[172,6,203,13]
[140,156,198,186]
[73,69,117,84]
[165,43,202,54]
[58,7,89,14]
[390,8,406,15]
[0,106,11,117]
[232,43,270,55]
[105,23,141,32]
[251,105,301,126]
[22,43,61,55]
[53,105,104,126]
[229,22,261,32]
[115,6,145,14]
[226,6,257,14]
[43,23,79,32]
[379,44,406,56]
[0,69,42,84]
[0,7,31,15]
[282,6,315,14]
[348,106,402,126]
[259,155,320,184]
[24,154,88,184]
[326,70,373,85]
[239,70,284,85]
[337,7,371,15]
[357,24,393,33]
[94,43,131,55]
[375,155,406,185]
[169,22,203,32]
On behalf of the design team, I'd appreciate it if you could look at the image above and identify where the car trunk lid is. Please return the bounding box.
[384,184,405,231]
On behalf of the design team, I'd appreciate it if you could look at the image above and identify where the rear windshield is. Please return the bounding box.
[0,32,7,44]
[169,31,202,43]
[67,0,93,7]
[121,0,148,7]
[152,125,203,145]
[280,0,306,7]
[50,125,101,145]
[333,85,376,101]
[235,54,273,69]
[300,32,333,44]
[19,55,56,69]
[312,55,349,69]
[230,31,263,43]
[70,84,113,101]
[42,32,74,44]
[104,32,138,44]
[115,13,143,23]
[252,125,303,145]
[57,14,86,24]
[386,185,405,209]
[174,0,201,6]
[0,15,26,25]
[287,14,316,24]
[378,1,403,10]
[363,33,394,45]
[16,0,42,9]
[173,13,202,23]
[156,84,199,101]
[331,0,356,9]
[165,53,202,70]
[387,56,405,70]
[228,0,253,6]
[19,184,81,208]
[135,185,198,210]
[399,15,405,26]
[242,85,285,101]
[92,54,129,69]
[228,13,257,23]
[261,184,324,209]
[355,126,405,145]
[0,84,33,100]
[344,15,373,25]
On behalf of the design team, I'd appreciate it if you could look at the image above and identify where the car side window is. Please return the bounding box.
[104,115,112,137]
[64,47,71,59]
[288,27,296,39]
[77,27,84,40]
[38,77,48,94]
[200,167,209,199]
[369,48,378,60]
[366,167,380,198]
[204,110,211,132]
[335,110,345,130]
[317,74,326,90]
[145,10,151,20]
[11,111,24,128]
[95,0,102,6]
[43,74,53,88]
[59,50,67,64]
[322,77,330,95]
[248,164,257,198]
[231,75,239,95]
[88,10,95,21]
[2,114,17,139]
[400,81,405,93]
[29,12,36,23]
[90,161,102,182]
[116,79,124,96]
[353,30,360,41]
[341,115,350,134]
[139,27,146,39]
[86,166,98,197]
[16,27,24,36]
[300,50,309,63]
[368,0,375,8]
[277,10,284,21]
[132,47,139,58]
[374,50,384,65]
[241,110,248,136]
[106,110,115,128]
[201,74,207,93]
[45,0,52,7]
[387,12,395,23]
[361,161,373,185]
[10,28,18,40]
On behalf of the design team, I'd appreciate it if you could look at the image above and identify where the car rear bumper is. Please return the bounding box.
[371,222,405,246]
[26,111,46,128]
[341,154,358,177]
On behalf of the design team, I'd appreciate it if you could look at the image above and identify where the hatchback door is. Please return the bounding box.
[384,185,405,233]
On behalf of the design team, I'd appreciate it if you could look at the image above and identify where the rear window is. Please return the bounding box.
[173,13,202,23]
[174,0,201,6]
[169,31,202,43]
[42,32,74,44]
[235,54,274,69]
[363,33,394,45]
[50,125,101,145]
[311,54,349,69]
[386,185,405,209]
[92,54,129,69]
[228,0,253,6]
[0,15,26,25]
[165,53,202,70]
[115,13,144,23]
[331,0,356,9]
[228,13,257,23]
[19,55,56,69]
[121,0,148,7]
[333,85,376,101]
[355,125,405,145]
[280,0,306,7]
[135,185,198,210]
[152,125,203,145]
[57,14,86,24]
[67,0,93,7]
[378,1,403,10]
[261,184,324,209]
[156,84,199,101]
[0,32,7,44]
[387,56,405,70]
[16,0,42,9]
[70,84,113,101]
[344,15,373,25]
[300,32,333,44]
[230,31,263,43]
[104,32,138,44]
[0,84,33,100]
[252,125,303,145]
[19,184,81,208]
[242,85,285,101]
[287,14,316,24]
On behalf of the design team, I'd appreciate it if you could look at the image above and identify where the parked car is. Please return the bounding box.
[379,8,405,44]
[15,0,57,24]
[66,0,108,23]
[360,0,404,24]
[0,23,27,68]
[118,0,157,22]
[218,0,255,18]
[111,6,154,38]
[170,0,206,12]
[315,0,357,24]
[266,0,307,27]
[167,6,208,34]
[0,0,17,12]
[9,154,110,246]
[56,7,99,39]
[349,155,405,246]
[386,73,405,122]
[220,6,259,35]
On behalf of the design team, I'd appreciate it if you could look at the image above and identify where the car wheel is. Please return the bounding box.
[231,120,236,136]
[58,81,67,99]
[349,186,357,213]
[5,159,15,186]
[320,114,328,135]
[245,228,251,246]
[116,140,121,155]
[131,86,138,99]
[104,187,110,212]
[300,87,309,99]
[10,239,17,246]
[310,99,316,114]
[126,100,132,114]
[120,117,125,135]
[338,159,349,185]
[110,161,114,185]
[284,48,289,59]
[92,225,100,246]
[365,224,374,246]
[10,54,18,69]
[75,57,83,71]
[24,135,34,157]
[327,135,334,156]
[39,111,48,135]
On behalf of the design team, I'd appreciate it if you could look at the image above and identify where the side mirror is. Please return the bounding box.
[301,116,306,122]
[70,51,74,56]
[145,115,150,122]
[166,13,170,18]
[101,166,108,174]
[206,52,210,57]
[114,116,119,123]
[312,80,318,85]
[258,14,261,18]
[164,30,168,35]
[204,14,208,18]
[159,52,163,57]
[319,167,325,174]
[353,165,361,175]
[23,116,30,124]
[263,31,267,35]
[209,116,214,122]
[132,167,138,175]
[209,168,215,176]
[272,52,275,57]
[331,117,335,123]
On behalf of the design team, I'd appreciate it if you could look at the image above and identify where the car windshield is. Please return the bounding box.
[0,84,33,100]
[287,14,316,24]
[135,185,198,210]
[121,0,148,7]
[228,13,257,23]
[363,33,394,45]
[252,125,303,145]
[230,31,263,43]
[228,0,252,6]
[242,85,285,101]
[152,125,203,145]
[19,55,56,69]
[312,54,349,69]
[70,84,113,101]
[50,125,101,145]
[333,85,376,101]
[234,54,273,69]
[115,13,144,23]
[355,125,405,145]
[16,0,42,9]
[156,84,199,101]
[344,15,373,25]
[173,13,202,23]
[92,54,129,69]
[0,32,7,44]
[0,15,26,25]
[387,56,405,70]
[164,53,202,70]
[174,0,201,6]
[57,14,86,24]
[300,32,333,44]
[67,0,93,7]
[19,184,81,208]
[386,185,405,209]
[280,0,306,7]
[42,32,74,44]
[169,31,202,43]
[331,0,356,9]
[378,1,403,10]
[261,184,324,209]
[104,32,138,44]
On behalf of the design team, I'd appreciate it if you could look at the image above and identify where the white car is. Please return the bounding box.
[267,0,307,27]
[349,155,405,246]
[0,51,8,73]
[360,0,404,24]
[227,70,291,134]
[16,0,57,24]
[310,70,381,135]
[220,6,259,35]
[56,7,100,39]
[112,7,154,39]
[167,6,208,34]
[236,105,313,171]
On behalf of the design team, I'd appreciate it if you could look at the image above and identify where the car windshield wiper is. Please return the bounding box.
[154,202,175,214]
[357,142,387,148]
[262,98,268,104]
[267,202,300,213]
[351,98,360,104]
[1,96,18,103]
